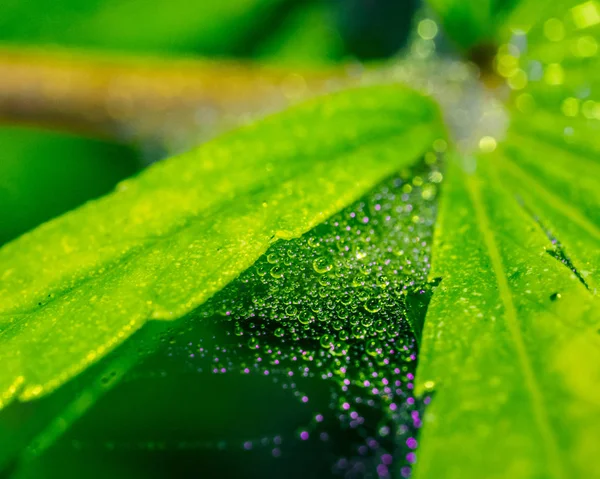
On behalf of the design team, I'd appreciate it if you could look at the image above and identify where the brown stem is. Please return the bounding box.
[0,47,338,149]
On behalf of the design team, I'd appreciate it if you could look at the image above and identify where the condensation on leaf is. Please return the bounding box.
[0,85,443,414]
[17,159,442,478]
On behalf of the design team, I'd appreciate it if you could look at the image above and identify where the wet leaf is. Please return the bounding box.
[0,85,443,410]
[415,151,599,479]
[3,158,440,476]
[416,110,600,479]
[415,3,600,477]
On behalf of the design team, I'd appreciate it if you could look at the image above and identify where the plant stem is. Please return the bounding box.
[0,47,335,150]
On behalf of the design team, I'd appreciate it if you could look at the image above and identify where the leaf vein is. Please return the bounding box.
[465,171,566,479]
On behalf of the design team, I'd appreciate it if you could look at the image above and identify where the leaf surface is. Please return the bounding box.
[415,2,600,477]
[0,85,443,408]
[415,149,599,478]
[1,157,441,474]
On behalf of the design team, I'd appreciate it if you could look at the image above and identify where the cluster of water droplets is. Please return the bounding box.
[100,7,600,476]
[95,155,441,478]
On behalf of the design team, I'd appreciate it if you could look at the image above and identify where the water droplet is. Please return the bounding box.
[320,334,334,349]
[313,257,333,274]
[364,298,381,313]
[274,327,285,338]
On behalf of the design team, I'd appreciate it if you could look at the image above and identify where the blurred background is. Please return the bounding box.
[0,0,420,246]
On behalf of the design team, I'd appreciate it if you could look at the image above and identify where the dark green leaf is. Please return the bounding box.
[0,128,140,245]
[426,0,520,49]
[0,0,293,56]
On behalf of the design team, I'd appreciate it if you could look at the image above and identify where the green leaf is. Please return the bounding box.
[414,3,600,476]
[0,127,140,245]
[426,0,520,50]
[428,0,600,52]
[501,0,600,107]
[0,0,293,56]
[501,0,600,45]
[0,0,338,241]
[415,143,599,478]
[1,157,440,475]
[0,85,443,409]
[255,1,345,65]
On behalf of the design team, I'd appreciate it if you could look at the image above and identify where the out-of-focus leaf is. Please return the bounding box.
[0,128,140,245]
[0,153,441,477]
[0,85,443,411]
[499,0,600,112]
[426,0,520,49]
[0,0,311,241]
[496,1,600,287]
[255,2,345,65]
[0,0,295,56]
[501,0,600,45]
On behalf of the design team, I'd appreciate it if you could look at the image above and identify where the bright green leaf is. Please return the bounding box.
[502,0,600,44]
[414,3,600,477]
[0,85,443,409]
[415,144,599,478]
[0,156,441,474]
[429,0,600,53]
